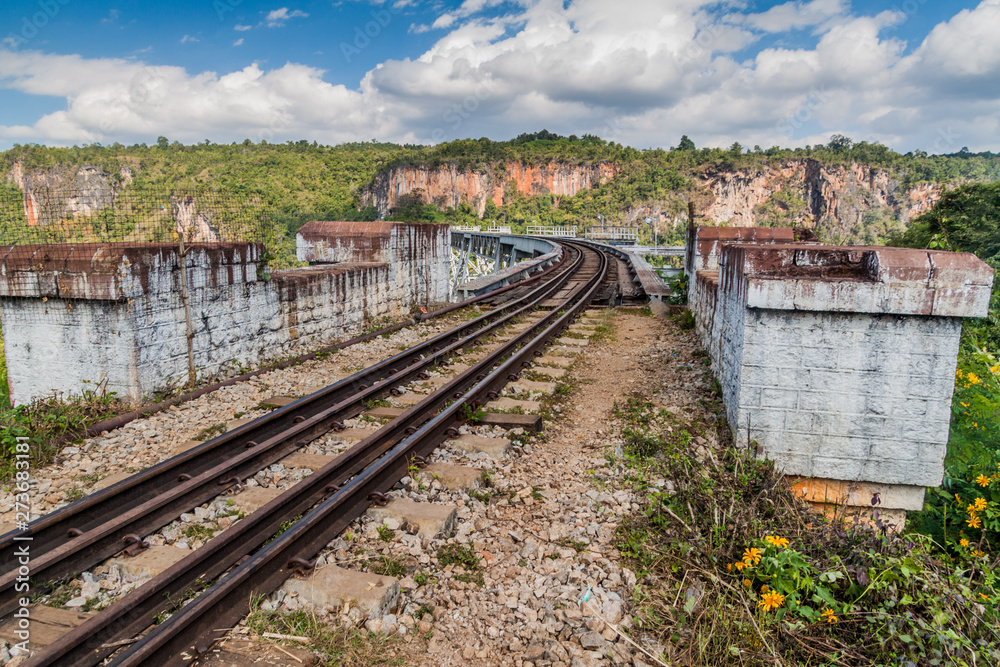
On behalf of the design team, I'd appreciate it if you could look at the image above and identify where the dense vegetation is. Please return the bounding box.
[890,183,1000,563]
[3,132,999,258]
[613,392,999,666]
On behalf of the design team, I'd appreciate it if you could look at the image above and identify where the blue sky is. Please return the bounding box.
[1,0,997,151]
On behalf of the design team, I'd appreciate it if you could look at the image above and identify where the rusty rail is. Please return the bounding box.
[25,241,608,667]
[0,248,579,614]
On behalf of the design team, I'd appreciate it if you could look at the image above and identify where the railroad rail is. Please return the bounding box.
[0,248,573,610]
[11,241,611,666]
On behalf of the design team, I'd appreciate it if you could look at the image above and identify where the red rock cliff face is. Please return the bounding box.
[363,161,618,216]
[701,160,942,240]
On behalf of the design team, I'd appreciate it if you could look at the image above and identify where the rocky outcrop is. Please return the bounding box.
[8,162,127,227]
[363,161,617,216]
[701,160,942,241]
[6,162,225,243]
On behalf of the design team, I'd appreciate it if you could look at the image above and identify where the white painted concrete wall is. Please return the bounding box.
[684,228,994,509]
[2,223,451,404]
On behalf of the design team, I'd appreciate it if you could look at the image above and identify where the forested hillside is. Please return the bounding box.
[3,132,999,263]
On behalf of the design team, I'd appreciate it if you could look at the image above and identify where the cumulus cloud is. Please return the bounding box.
[233,38,244,46]
[265,8,309,27]
[744,0,848,33]
[0,51,394,146]
[234,24,253,31]
[2,0,1000,152]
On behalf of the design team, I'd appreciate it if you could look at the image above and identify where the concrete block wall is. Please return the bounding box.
[296,221,451,308]
[685,227,994,512]
[0,222,451,404]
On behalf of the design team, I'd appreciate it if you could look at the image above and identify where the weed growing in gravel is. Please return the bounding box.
[437,543,480,570]
[183,523,220,541]
[610,397,1000,666]
[246,595,405,666]
[196,423,227,441]
[469,489,491,504]
[365,555,406,578]
[64,488,86,502]
[376,524,395,542]
[460,403,486,424]
[0,385,125,480]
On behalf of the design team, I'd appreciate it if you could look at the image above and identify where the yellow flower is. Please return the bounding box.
[990,365,998,375]
[968,515,982,529]
[743,547,762,566]
[734,560,747,572]
[727,563,732,572]
[957,369,964,378]
[821,608,838,624]
[980,593,992,601]
[974,497,988,511]
[743,578,751,587]
[765,535,790,549]
[960,538,970,547]
[758,590,785,612]
[977,475,992,488]
[955,493,963,504]
[972,550,985,558]
[960,402,970,408]
[967,372,981,385]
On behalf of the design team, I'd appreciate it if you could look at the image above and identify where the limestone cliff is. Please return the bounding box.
[363,161,618,217]
[700,160,942,242]
[8,161,132,227]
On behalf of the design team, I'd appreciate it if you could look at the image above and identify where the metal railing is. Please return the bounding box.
[526,225,577,238]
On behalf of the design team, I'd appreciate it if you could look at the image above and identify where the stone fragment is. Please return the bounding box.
[450,434,512,458]
[285,565,399,618]
[109,546,188,580]
[367,498,457,538]
[420,463,482,491]
[485,397,540,414]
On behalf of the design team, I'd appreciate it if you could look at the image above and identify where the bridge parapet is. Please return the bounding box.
[687,226,994,524]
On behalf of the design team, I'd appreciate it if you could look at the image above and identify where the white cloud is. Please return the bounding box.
[233,38,244,46]
[234,24,253,31]
[2,0,1000,152]
[265,8,310,27]
[180,35,199,44]
[745,0,848,33]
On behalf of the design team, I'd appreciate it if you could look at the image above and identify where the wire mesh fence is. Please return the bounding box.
[0,182,274,248]
[0,182,282,396]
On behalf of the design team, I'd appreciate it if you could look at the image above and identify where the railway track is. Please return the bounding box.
[7,240,612,666]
